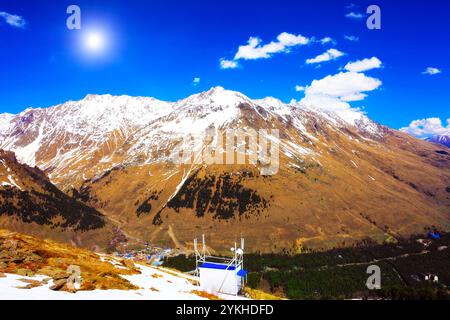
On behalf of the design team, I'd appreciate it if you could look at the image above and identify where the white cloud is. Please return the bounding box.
[346,12,365,19]
[0,11,26,28]
[298,72,382,123]
[220,32,313,70]
[305,72,381,98]
[306,49,344,64]
[422,67,441,75]
[340,93,368,101]
[344,57,382,73]
[221,32,336,70]
[344,35,359,42]
[192,77,201,85]
[301,94,355,112]
[219,59,238,69]
[400,118,450,138]
[319,37,336,45]
[295,85,305,92]
[234,32,310,60]
[276,32,310,46]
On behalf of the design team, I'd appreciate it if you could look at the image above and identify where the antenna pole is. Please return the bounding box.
[202,234,206,259]
[194,238,199,278]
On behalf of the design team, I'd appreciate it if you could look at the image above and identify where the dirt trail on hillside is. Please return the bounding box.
[168,225,184,250]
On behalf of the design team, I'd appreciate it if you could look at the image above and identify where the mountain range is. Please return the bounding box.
[1,87,449,252]
[425,135,450,148]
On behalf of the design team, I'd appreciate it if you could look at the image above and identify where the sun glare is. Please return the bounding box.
[83,30,107,54]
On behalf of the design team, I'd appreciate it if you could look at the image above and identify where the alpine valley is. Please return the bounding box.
[1,87,449,253]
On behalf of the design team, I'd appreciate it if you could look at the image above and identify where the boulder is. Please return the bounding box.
[49,279,67,291]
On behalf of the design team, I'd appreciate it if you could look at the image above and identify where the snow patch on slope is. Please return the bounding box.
[0,262,248,300]
[0,113,14,135]
[254,97,291,120]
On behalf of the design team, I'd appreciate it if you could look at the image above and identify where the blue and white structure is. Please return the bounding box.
[194,236,248,296]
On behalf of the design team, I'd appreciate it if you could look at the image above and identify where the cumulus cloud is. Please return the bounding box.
[234,32,310,60]
[344,57,382,73]
[344,35,359,42]
[422,67,441,75]
[400,118,450,138]
[295,85,305,92]
[220,32,315,69]
[0,11,26,28]
[346,12,365,19]
[219,59,238,69]
[301,94,355,112]
[304,72,381,99]
[298,72,382,122]
[306,49,344,64]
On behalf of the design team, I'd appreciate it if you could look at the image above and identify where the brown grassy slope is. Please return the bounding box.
[72,123,450,253]
[0,150,115,249]
[27,102,449,253]
[0,229,139,291]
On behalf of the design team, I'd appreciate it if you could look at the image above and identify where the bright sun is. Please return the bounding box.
[84,30,106,53]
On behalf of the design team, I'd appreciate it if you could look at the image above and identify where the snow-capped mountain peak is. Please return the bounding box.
[45,93,174,134]
[0,87,388,184]
[178,86,253,108]
[425,135,450,148]
[254,96,286,108]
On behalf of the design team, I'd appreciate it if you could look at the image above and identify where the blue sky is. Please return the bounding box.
[0,0,449,134]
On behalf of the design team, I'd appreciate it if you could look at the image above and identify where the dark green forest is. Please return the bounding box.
[165,233,450,300]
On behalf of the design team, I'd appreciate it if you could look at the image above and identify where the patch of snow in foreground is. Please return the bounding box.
[0,264,248,300]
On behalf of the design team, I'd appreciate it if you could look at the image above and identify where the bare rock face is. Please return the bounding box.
[1,88,449,252]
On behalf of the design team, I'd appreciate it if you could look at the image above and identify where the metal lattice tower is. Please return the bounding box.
[193,234,206,278]
[194,234,246,296]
